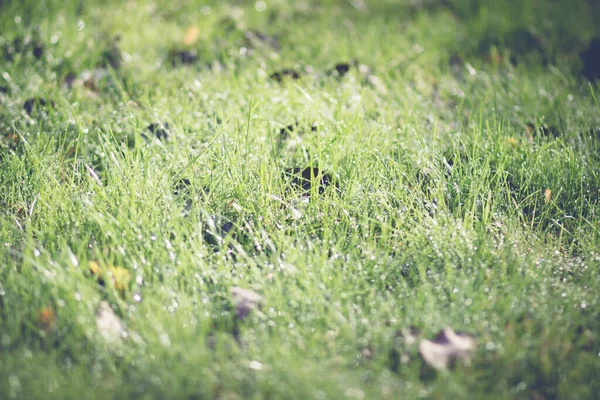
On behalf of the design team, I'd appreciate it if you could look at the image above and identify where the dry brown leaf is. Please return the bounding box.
[231,287,262,320]
[419,327,475,369]
[183,26,200,46]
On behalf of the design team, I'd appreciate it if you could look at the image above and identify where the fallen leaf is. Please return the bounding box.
[231,286,262,320]
[183,26,200,46]
[89,260,103,276]
[419,327,475,370]
[88,260,106,286]
[96,301,124,343]
[109,266,130,293]
[544,188,552,204]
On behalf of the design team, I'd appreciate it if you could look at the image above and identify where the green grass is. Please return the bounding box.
[1,0,599,398]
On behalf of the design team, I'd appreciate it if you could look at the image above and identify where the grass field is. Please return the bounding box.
[1,0,599,398]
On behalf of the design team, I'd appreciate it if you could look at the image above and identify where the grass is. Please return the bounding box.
[1,0,599,398]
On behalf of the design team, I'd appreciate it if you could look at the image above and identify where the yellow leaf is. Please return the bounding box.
[109,266,130,292]
[89,260,103,277]
[183,26,200,46]
[545,188,552,203]
[507,137,518,147]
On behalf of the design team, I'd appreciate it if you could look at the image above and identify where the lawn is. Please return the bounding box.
[1,0,599,398]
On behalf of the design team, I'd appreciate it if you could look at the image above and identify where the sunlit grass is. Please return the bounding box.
[1,0,599,398]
